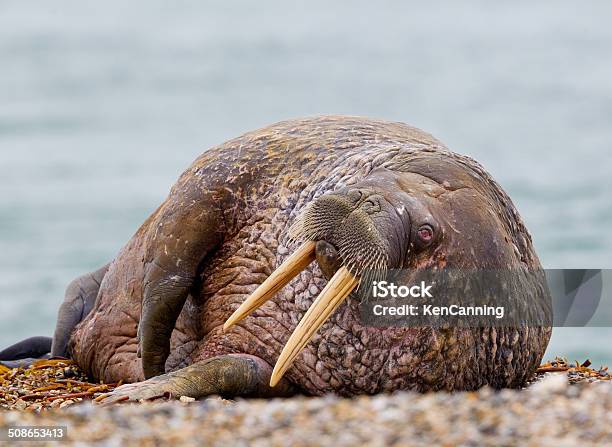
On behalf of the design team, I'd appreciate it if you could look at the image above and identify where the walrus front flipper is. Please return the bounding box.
[0,336,52,361]
[140,188,225,379]
[97,354,296,404]
[51,263,110,357]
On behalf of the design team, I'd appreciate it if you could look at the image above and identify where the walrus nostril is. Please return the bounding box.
[359,195,382,214]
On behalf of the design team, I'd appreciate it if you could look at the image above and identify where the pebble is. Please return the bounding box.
[531,372,567,394]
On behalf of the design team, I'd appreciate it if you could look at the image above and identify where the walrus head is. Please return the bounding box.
[224,158,534,386]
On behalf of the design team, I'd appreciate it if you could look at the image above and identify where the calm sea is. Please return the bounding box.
[1,1,611,365]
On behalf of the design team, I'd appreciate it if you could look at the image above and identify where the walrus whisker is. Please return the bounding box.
[223,241,316,332]
[270,266,358,387]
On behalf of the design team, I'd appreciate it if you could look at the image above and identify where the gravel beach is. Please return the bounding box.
[1,360,611,446]
[0,376,610,446]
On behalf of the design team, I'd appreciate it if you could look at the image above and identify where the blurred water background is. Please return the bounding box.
[1,1,611,366]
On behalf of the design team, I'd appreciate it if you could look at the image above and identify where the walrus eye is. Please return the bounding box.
[417,224,434,245]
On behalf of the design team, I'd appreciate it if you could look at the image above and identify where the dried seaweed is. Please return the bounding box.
[0,359,118,411]
[1,355,609,412]
[536,357,610,384]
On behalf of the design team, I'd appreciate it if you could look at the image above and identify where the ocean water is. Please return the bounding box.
[1,1,611,366]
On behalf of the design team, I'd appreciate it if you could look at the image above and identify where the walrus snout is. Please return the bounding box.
[289,189,410,276]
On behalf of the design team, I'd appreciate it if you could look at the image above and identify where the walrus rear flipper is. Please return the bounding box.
[0,336,52,361]
[0,264,109,368]
[51,263,110,357]
[0,336,52,369]
[0,355,52,369]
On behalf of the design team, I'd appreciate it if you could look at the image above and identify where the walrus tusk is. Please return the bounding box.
[270,266,358,387]
[223,241,316,332]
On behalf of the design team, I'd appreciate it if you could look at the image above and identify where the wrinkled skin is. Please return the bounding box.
[3,116,552,400]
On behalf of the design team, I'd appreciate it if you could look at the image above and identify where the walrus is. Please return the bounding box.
[0,116,551,402]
